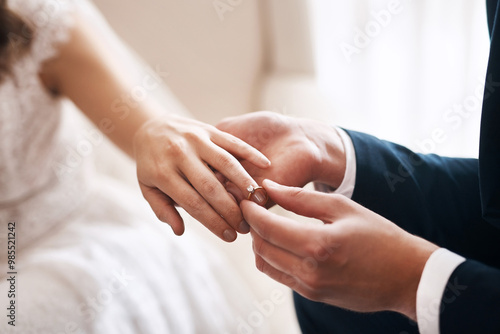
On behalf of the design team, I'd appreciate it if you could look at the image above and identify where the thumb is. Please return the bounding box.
[262,179,334,221]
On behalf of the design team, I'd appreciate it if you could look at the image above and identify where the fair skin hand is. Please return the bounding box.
[242,180,438,320]
[216,111,346,205]
[38,14,269,241]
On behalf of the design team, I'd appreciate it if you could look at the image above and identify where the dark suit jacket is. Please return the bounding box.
[341,2,500,331]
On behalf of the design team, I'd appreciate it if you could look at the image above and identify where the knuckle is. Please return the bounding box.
[184,195,205,212]
[155,169,172,185]
[303,240,322,258]
[225,204,242,219]
[217,154,235,170]
[330,193,349,208]
[300,273,315,290]
[332,251,348,267]
[205,214,225,232]
[301,272,322,292]
[253,237,266,257]
[283,274,300,290]
[290,187,309,201]
[199,178,218,198]
[138,161,161,184]
[184,130,203,143]
[164,139,187,158]
[227,136,240,146]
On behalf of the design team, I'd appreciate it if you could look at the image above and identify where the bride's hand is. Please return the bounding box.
[133,115,271,242]
[35,10,269,242]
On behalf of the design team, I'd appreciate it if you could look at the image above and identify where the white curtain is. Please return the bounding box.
[309,0,490,158]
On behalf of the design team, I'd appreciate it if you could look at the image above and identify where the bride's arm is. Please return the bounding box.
[38,14,269,242]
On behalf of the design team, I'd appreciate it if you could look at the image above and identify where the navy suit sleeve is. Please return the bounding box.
[345,129,500,333]
[345,129,500,255]
[439,259,500,333]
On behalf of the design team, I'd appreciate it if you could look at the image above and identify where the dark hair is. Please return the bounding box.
[0,0,33,79]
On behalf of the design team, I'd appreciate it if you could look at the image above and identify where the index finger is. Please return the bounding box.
[241,200,314,256]
[211,130,271,169]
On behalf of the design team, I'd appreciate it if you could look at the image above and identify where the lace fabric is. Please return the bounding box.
[0,0,92,254]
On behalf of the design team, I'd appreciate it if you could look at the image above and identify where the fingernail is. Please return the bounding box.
[223,229,237,242]
[239,220,250,234]
[261,157,272,167]
[251,189,268,206]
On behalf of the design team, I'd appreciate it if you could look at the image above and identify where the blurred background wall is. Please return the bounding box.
[92,0,265,124]
[309,0,489,158]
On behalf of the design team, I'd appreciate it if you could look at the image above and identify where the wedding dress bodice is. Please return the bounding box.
[0,0,91,253]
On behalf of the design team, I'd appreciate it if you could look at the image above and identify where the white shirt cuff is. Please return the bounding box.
[314,127,356,198]
[416,248,465,334]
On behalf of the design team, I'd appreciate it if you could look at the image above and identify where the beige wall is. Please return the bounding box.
[93,0,265,125]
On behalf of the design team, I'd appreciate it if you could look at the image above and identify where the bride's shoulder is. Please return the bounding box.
[10,0,76,21]
[9,0,78,69]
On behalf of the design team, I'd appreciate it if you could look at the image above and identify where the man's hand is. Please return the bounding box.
[242,180,438,320]
[133,114,270,242]
[216,112,346,205]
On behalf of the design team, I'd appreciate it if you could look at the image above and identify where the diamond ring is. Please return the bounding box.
[246,185,268,205]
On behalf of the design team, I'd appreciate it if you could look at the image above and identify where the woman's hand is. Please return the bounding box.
[133,114,271,242]
[38,13,270,242]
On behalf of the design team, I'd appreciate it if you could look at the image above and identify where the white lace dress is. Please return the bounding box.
[0,1,256,333]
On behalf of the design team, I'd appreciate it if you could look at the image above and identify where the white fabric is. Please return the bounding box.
[314,127,356,198]
[0,1,263,333]
[333,128,356,198]
[416,248,465,334]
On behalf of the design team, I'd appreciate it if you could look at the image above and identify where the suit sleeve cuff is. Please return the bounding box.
[416,248,466,334]
[314,127,356,198]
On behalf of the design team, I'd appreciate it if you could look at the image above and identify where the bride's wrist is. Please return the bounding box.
[132,118,160,161]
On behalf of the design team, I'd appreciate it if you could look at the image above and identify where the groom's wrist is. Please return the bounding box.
[312,125,346,189]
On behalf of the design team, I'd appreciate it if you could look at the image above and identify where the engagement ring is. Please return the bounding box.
[246,185,268,206]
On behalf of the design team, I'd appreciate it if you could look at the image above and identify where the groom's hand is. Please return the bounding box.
[242,180,438,320]
[216,111,346,205]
